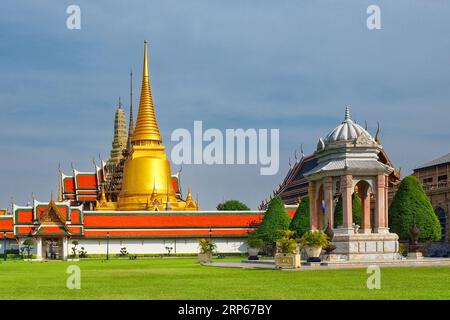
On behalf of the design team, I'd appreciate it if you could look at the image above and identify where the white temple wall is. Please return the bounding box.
[73,237,248,255]
[0,240,19,253]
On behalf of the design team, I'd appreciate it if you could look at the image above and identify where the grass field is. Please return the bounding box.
[0,258,449,299]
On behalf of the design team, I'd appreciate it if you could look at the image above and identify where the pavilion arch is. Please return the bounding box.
[354,180,374,233]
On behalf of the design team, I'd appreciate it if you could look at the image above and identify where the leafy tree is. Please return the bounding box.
[389,176,441,241]
[334,193,362,228]
[198,238,217,254]
[71,240,78,258]
[216,200,250,211]
[289,196,310,237]
[257,196,290,244]
[22,238,34,259]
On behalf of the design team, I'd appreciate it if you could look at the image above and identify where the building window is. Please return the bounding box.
[423,177,433,184]
[438,175,448,182]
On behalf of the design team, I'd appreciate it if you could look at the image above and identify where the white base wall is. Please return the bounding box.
[73,237,248,255]
[0,240,19,253]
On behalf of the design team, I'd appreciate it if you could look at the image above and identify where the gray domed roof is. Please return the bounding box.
[324,107,374,144]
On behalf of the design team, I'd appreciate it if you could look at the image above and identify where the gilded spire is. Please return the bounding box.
[132,40,162,145]
[125,70,135,152]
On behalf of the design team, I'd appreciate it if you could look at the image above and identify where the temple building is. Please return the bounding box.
[413,153,450,242]
[58,41,197,212]
[0,41,284,260]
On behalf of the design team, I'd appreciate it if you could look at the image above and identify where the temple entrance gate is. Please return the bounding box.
[43,238,63,260]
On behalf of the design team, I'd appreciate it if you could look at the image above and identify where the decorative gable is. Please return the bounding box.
[39,200,66,225]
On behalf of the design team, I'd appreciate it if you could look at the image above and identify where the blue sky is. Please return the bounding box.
[1,0,450,209]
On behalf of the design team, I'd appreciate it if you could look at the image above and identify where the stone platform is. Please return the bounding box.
[331,229,400,261]
[204,258,450,270]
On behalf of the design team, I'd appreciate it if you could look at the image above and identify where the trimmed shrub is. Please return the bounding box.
[257,196,290,245]
[389,176,441,241]
[289,196,310,237]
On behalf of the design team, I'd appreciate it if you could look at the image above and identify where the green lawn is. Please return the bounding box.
[0,258,449,299]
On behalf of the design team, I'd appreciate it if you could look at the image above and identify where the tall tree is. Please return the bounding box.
[257,196,291,244]
[216,200,250,211]
[389,176,441,241]
[289,196,310,237]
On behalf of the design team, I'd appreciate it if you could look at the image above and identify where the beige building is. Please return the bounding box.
[413,153,450,242]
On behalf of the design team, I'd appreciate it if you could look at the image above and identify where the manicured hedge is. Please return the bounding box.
[257,196,290,244]
[289,196,310,237]
[389,176,441,241]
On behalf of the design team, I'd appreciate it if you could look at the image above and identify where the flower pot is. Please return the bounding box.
[248,247,260,260]
[198,253,212,263]
[304,246,322,259]
[275,253,301,269]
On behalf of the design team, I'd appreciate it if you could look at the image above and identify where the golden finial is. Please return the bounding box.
[100,186,107,202]
[186,186,192,201]
[132,40,162,144]
[57,174,63,202]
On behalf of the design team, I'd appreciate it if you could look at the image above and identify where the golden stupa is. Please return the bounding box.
[101,41,198,211]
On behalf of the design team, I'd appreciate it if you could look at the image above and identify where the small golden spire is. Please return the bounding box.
[100,186,107,202]
[186,186,192,201]
[132,40,162,145]
[57,177,63,202]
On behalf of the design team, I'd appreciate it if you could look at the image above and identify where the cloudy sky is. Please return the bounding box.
[1,0,449,210]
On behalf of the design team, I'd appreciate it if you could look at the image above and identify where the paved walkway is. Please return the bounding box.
[205,258,450,271]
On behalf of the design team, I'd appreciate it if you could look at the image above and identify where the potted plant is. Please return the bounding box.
[78,247,87,259]
[275,230,301,269]
[120,247,128,257]
[198,238,216,263]
[299,231,329,262]
[247,232,263,260]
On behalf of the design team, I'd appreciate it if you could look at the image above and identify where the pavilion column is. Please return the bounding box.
[340,175,354,234]
[315,189,323,231]
[35,237,42,260]
[323,177,334,230]
[360,184,371,234]
[308,181,318,231]
[62,237,68,260]
[385,175,389,229]
[375,174,389,234]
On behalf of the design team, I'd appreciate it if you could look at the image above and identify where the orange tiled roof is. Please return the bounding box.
[84,228,254,238]
[83,212,263,229]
